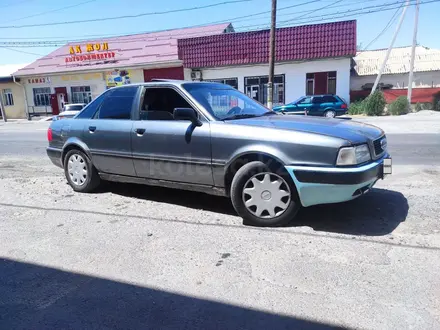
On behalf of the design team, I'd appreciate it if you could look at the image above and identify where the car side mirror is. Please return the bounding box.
[173,108,202,126]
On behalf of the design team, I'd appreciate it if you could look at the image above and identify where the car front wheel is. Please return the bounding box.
[230,161,300,227]
[64,149,101,193]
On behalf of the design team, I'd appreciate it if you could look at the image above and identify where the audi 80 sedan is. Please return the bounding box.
[46,80,392,227]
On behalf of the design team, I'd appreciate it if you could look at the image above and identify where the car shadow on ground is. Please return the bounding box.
[107,183,408,237]
[0,258,345,329]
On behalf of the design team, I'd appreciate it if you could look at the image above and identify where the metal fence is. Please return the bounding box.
[27,106,52,120]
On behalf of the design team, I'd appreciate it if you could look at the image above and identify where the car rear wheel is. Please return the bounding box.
[64,149,100,193]
[324,110,336,118]
[230,161,300,227]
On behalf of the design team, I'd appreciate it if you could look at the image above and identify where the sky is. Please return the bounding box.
[0,0,439,66]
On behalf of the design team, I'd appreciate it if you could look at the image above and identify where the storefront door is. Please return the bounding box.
[50,87,68,115]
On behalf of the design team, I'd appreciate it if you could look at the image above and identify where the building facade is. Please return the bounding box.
[0,64,29,119]
[13,24,232,116]
[178,20,357,106]
[351,46,440,103]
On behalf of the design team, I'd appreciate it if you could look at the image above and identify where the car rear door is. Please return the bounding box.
[308,96,324,115]
[131,86,213,185]
[81,86,139,176]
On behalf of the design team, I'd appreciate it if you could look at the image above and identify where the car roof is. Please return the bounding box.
[107,80,234,89]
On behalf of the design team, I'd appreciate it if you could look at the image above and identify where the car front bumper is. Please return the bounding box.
[285,155,391,207]
[47,147,63,168]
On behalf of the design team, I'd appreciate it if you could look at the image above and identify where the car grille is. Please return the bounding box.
[373,136,386,156]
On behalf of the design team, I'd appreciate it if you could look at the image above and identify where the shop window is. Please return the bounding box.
[33,87,51,107]
[327,71,337,94]
[97,86,138,120]
[71,86,92,104]
[244,75,285,106]
[141,87,193,120]
[205,78,238,89]
[2,89,13,106]
[306,71,337,95]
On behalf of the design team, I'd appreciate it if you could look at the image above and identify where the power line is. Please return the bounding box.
[362,3,404,50]
[0,0,420,46]
[1,0,437,48]
[0,0,323,40]
[0,0,252,29]
[4,0,98,23]
[0,46,44,56]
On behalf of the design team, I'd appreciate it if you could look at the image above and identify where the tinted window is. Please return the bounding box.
[98,86,138,120]
[76,91,109,119]
[312,97,324,104]
[322,96,338,103]
[141,87,193,121]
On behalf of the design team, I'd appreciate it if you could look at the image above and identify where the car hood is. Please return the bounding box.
[226,115,383,144]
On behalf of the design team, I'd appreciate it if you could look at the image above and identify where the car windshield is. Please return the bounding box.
[182,83,272,120]
[64,105,84,111]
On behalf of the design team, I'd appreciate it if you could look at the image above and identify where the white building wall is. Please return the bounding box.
[199,58,351,104]
[351,70,440,90]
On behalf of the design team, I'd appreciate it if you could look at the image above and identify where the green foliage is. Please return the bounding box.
[362,91,386,116]
[433,92,440,111]
[348,101,364,115]
[389,96,409,115]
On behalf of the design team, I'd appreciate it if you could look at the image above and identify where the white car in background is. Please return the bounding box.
[53,103,86,121]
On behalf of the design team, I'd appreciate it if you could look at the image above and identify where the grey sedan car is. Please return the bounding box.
[47,81,392,227]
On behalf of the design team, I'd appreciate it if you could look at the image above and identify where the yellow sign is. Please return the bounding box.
[69,42,109,55]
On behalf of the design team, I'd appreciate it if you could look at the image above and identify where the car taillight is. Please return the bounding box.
[341,104,347,109]
[47,127,53,142]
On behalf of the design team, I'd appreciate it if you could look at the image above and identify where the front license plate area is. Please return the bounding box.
[383,158,392,176]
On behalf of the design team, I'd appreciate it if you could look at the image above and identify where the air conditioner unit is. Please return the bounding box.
[191,70,202,81]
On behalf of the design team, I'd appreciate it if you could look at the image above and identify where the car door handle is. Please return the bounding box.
[88,126,96,133]
[135,128,146,136]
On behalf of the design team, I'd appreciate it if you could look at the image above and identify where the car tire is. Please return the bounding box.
[230,161,301,227]
[64,149,101,193]
[324,110,336,118]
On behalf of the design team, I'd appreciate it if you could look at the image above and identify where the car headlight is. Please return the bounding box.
[336,144,371,165]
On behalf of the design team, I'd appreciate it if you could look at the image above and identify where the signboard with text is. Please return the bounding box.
[65,42,116,64]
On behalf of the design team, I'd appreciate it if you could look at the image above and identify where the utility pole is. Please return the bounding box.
[370,0,410,95]
[267,0,277,109]
[0,90,7,122]
[407,0,419,104]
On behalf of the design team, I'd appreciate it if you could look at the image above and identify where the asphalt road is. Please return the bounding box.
[1,120,439,165]
[0,115,439,329]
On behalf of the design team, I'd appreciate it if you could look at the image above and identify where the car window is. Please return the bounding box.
[322,96,338,103]
[64,105,84,111]
[141,87,194,121]
[297,97,311,104]
[76,92,108,119]
[312,97,324,104]
[183,83,270,120]
[97,86,138,120]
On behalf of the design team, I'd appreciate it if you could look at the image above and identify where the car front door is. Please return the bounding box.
[131,86,213,185]
[81,86,139,177]
[294,97,312,114]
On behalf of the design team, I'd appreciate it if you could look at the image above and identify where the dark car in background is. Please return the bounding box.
[273,94,348,118]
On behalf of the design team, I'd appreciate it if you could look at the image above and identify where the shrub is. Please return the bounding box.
[362,91,386,116]
[415,102,422,112]
[389,96,410,115]
[433,92,440,111]
[348,101,363,115]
